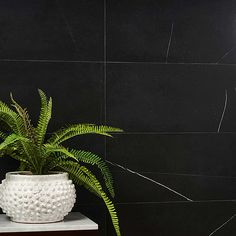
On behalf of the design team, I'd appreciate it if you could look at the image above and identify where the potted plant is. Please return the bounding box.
[0,89,122,236]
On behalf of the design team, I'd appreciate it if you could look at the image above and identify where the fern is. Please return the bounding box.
[0,89,123,236]
[44,143,77,160]
[70,149,115,197]
[48,124,122,145]
[0,101,24,134]
[36,89,52,146]
[57,160,121,236]
[0,131,7,140]
[10,93,36,144]
[0,133,29,150]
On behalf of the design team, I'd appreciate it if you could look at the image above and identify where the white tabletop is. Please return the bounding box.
[0,212,98,233]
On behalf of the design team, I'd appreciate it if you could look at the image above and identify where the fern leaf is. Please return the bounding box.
[0,131,7,140]
[56,161,121,236]
[56,160,101,197]
[45,155,68,172]
[18,161,27,171]
[0,100,34,165]
[43,144,77,160]
[79,166,121,236]
[36,89,52,146]
[44,145,115,196]
[70,149,115,197]
[48,124,123,145]
[0,101,24,134]
[0,133,29,151]
[10,93,36,143]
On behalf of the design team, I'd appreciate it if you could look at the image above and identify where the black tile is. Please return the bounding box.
[220,87,236,131]
[107,202,236,236]
[0,158,19,181]
[57,0,104,61]
[107,0,236,63]
[213,217,236,236]
[107,63,236,132]
[107,0,174,62]
[218,49,236,65]
[0,61,104,131]
[74,204,106,236]
[109,169,236,203]
[168,0,236,63]
[146,173,236,201]
[111,170,188,203]
[0,0,103,60]
[107,134,236,176]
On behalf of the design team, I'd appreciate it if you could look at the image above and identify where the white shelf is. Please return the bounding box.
[0,212,98,233]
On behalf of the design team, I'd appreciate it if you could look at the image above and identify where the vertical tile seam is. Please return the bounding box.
[104,0,107,236]
[104,0,107,125]
[104,0,107,159]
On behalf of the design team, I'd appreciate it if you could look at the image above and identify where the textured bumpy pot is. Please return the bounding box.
[0,171,76,223]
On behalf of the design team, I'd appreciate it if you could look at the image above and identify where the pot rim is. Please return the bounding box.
[5,171,69,181]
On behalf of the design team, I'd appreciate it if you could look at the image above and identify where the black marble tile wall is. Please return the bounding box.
[0,0,236,235]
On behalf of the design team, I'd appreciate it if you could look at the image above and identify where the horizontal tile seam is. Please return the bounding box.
[107,132,236,134]
[46,132,236,135]
[115,200,236,205]
[108,170,236,179]
[1,59,236,66]
[75,200,236,206]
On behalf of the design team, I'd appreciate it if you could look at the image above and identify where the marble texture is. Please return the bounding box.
[0,212,98,233]
[1,0,236,235]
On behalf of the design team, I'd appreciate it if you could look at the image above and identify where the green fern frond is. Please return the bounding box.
[70,149,115,197]
[18,161,27,171]
[79,166,120,236]
[44,145,115,197]
[80,165,121,236]
[0,89,122,235]
[10,93,36,143]
[0,131,7,140]
[36,89,52,146]
[0,133,29,151]
[56,160,101,197]
[0,101,24,134]
[56,160,120,236]
[0,101,34,165]
[48,124,123,145]
[45,155,68,171]
[43,144,77,159]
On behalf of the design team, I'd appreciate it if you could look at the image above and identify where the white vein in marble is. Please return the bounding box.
[0,212,98,233]
[217,89,228,133]
[208,213,236,236]
[107,160,193,201]
[165,22,174,63]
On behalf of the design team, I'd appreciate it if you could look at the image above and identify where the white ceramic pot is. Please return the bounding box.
[0,171,76,223]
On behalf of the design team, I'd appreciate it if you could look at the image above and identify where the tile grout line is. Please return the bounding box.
[78,199,236,206]
[116,200,236,205]
[0,59,103,63]
[108,170,236,179]
[104,0,107,125]
[108,131,236,134]
[2,59,236,66]
[47,131,236,135]
[104,0,107,235]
